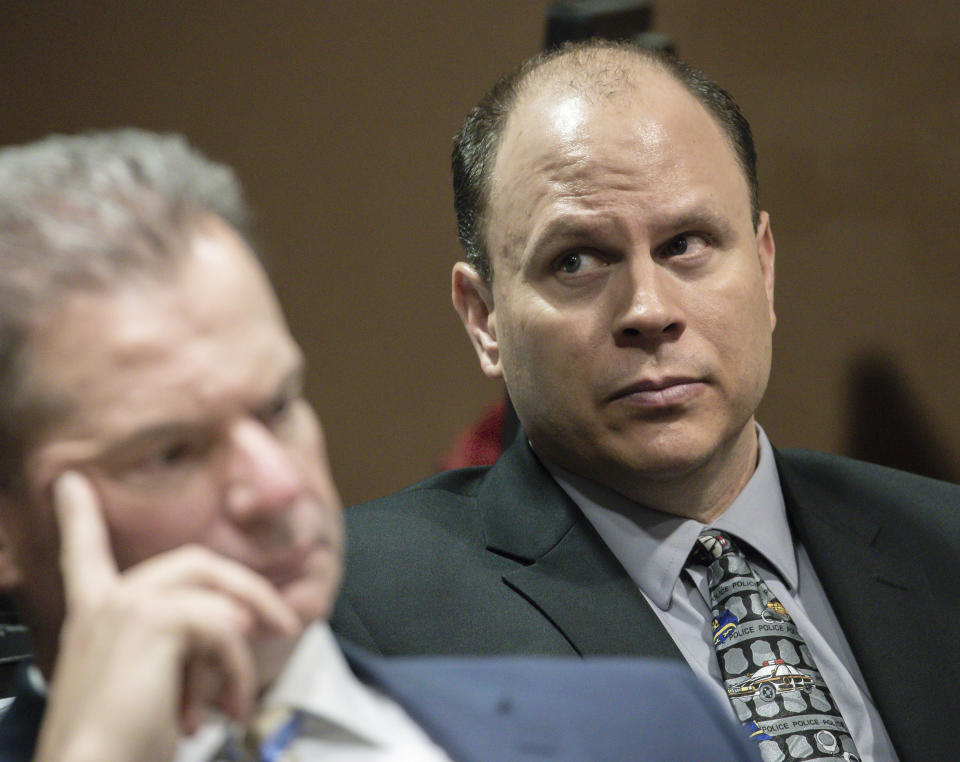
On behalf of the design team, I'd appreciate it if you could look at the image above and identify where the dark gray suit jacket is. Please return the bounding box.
[333,435,960,761]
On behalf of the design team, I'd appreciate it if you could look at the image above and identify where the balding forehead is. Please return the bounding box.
[495,47,757,226]
[516,46,670,105]
[499,57,721,179]
[483,56,752,274]
[504,54,703,158]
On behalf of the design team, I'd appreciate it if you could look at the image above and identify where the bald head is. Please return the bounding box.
[452,41,758,283]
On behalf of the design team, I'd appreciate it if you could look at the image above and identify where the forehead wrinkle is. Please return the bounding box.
[520,151,688,243]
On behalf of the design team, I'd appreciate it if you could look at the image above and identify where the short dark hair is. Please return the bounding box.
[452,39,759,283]
[0,128,250,491]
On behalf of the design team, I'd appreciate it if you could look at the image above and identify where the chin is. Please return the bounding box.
[615,417,757,478]
[595,436,722,483]
[279,568,341,626]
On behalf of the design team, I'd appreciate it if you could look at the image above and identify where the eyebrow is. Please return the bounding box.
[653,209,736,238]
[528,213,617,255]
[95,421,209,466]
[529,205,736,256]
[253,365,306,418]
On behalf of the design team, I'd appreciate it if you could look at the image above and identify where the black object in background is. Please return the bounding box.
[1,595,31,699]
[545,0,673,52]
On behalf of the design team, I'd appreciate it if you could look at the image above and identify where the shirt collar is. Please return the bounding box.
[545,425,797,609]
[263,621,395,748]
[174,622,411,761]
[713,428,797,589]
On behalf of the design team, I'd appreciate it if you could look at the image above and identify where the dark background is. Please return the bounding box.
[2,1,958,506]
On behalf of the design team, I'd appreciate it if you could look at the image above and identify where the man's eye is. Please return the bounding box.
[263,394,297,426]
[661,233,708,258]
[155,441,193,466]
[555,250,605,275]
[666,236,689,256]
[558,253,582,273]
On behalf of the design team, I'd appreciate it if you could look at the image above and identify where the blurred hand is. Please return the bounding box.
[34,471,301,762]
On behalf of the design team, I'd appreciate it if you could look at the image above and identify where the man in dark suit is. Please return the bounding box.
[331,40,960,761]
[0,129,758,761]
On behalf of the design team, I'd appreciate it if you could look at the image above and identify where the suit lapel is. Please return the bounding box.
[776,450,960,761]
[479,436,682,660]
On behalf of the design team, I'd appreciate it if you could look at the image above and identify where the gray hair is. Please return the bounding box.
[452,40,759,283]
[0,128,250,490]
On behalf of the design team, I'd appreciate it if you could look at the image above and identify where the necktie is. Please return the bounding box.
[213,705,301,762]
[689,529,860,762]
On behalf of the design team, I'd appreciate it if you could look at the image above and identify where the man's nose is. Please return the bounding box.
[224,419,304,521]
[612,256,685,345]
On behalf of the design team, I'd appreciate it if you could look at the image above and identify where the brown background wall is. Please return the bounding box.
[1,1,958,505]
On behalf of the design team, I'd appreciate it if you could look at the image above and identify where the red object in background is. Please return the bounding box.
[438,399,508,469]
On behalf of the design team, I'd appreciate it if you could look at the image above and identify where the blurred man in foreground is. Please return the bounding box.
[0,129,758,761]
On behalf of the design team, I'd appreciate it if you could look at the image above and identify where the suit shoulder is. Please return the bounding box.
[776,448,960,535]
[341,465,495,559]
[778,448,960,495]
[347,465,489,520]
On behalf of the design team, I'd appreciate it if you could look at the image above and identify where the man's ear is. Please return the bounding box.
[452,262,503,379]
[0,500,24,590]
[757,211,776,331]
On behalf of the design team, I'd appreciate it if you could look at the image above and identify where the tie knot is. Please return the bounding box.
[688,529,744,567]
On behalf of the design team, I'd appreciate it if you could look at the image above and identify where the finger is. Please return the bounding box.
[129,545,300,636]
[181,652,254,733]
[181,656,219,734]
[54,470,118,608]
[169,595,257,728]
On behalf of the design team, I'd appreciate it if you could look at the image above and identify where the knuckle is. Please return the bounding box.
[177,543,217,566]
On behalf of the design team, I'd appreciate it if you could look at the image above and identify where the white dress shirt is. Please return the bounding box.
[544,426,898,761]
[175,623,452,762]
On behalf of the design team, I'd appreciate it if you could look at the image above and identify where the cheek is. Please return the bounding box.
[499,300,599,385]
[94,479,221,570]
[283,407,344,558]
[696,278,774,388]
[285,404,341,504]
[735,282,776,360]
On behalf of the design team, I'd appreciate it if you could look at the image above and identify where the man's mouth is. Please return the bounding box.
[251,540,326,588]
[606,377,706,408]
